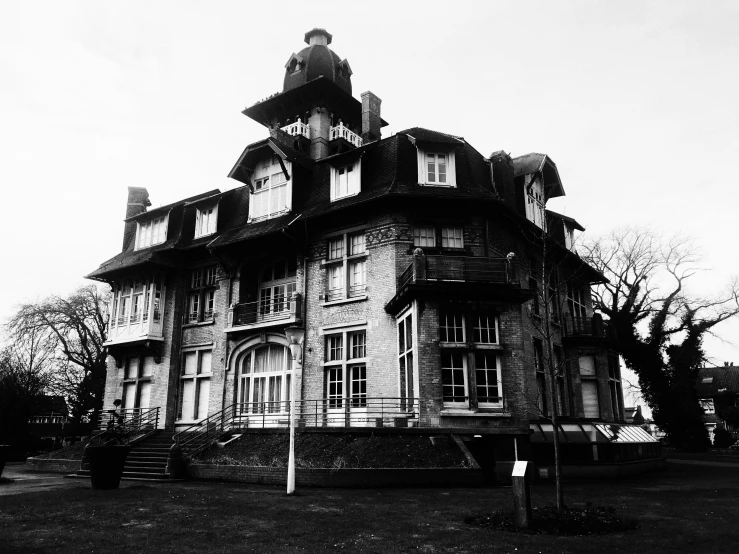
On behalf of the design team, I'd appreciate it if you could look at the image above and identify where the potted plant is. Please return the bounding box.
[84,400,131,490]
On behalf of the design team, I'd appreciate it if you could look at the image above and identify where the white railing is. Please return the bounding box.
[330,121,363,147]
[281,118,310,139]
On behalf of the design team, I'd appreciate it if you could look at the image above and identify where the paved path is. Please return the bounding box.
[668,458,739,468]
[0,463,83,497]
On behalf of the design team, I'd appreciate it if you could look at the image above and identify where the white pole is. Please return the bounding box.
[287,351,297,495]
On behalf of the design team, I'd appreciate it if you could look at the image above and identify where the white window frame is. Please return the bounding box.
[525,177,546,230]
[567,284,588,320]
[439,310,503,409]
[249,156,292,222]
[323,327,368,409]
[178,349,213,422]
[121,355,154,411]
[330,158,361,201]
[195,204,218,238]
[323,231,367,302]
[413,225,464,250]
[417,148,456,187]
[135,215,168,250]
[397,309,415,407]
[237,344,291,415]
[187,265,218,323]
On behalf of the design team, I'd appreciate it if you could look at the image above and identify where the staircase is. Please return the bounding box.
[123,431,175,480]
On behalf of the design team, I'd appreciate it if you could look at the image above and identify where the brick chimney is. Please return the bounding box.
[123,187,150,250]
[489,151,515,209]
[361,91,382,143]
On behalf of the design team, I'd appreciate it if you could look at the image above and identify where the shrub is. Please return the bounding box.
[712,427,735,448]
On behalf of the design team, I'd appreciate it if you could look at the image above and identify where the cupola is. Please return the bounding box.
[283,28,353,95]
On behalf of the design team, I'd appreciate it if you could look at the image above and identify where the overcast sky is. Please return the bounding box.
[2,1,738,407]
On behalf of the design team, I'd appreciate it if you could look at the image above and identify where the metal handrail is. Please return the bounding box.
[173,404,238,459]
[88,407,160,447]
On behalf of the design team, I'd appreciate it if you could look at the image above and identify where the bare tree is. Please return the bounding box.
[581,228,739,449]
[7,285,110,424]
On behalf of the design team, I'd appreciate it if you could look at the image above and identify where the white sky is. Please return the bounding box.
[2,1,738,409]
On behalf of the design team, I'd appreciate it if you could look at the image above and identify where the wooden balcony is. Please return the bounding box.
[562,314,614,344]
[385,252,531,315]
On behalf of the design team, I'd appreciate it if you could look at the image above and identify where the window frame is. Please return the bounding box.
[330,158,362,202]
[177,349,213,422]
[417,147,457,187]
[135,215,168,250]
[323,327,368,409]
[121,355,154,411]
[439,309,504,410]
[236,344,292,415]
[323,231,367,303]
[248,155,293,222]
[397,309,415,408]
[187,265,218,324]
[525,177,546,230]
[412,225,465,251]
[194,204,218,238]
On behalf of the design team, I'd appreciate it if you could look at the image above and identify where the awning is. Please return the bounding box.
[530,422,658,444]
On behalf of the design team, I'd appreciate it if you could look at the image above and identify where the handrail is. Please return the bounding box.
[173,404,238,459]
[172,397,421,459]
[88,407,160,447]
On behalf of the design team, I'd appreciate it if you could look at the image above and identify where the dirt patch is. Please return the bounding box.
[465,503,640,535]
[194,432,469,468]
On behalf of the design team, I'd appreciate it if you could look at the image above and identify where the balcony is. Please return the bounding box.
[281,118,310,139]
[329,121,363,148]
[226,292,302,332]
[562,314,614,344]
[386,252,529,315]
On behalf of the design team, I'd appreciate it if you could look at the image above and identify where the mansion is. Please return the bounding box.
[88,29,659,475]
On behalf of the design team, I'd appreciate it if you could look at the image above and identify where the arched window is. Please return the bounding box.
[237,344,291,414]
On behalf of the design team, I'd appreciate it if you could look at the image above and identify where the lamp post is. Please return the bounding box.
[284,325,305,495]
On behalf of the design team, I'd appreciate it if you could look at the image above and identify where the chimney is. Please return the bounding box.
[123,187,150,250]
[489,151,515,208]
[361,91,382,143]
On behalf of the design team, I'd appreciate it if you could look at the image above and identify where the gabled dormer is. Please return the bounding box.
[512,153,565,230]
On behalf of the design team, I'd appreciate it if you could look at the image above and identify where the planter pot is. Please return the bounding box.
[0,444,10,478]
[86,445,131,489]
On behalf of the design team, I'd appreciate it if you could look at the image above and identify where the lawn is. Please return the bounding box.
[1,462,738,553]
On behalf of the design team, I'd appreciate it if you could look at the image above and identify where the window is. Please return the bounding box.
[553,346,569,416]
[529,278,540,317]
[237,345,291,414]
[417,148,456,186]
[533,338,547,416]
[567,284,588,320]
[249,155,292,221]
[699,399,715,415]
[579,355,600,418]
[439,309,503,409]
[525,178,546,229]
[397,310,414,407]
[413,225,464,250]
[324,231,366,302]
[122,356,154,411]
[178,350,212,421]
[608,353,622,420]
[195,204,218,238]
[257,259,297,320]
[110,277,163,329]
[323,329,368,409]
[187,266,217,323]
[330,159,361,201]
[135,216,168,249]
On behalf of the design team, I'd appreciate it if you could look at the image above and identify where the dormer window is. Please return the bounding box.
[330,159,361,201]
[195,205,218,238]
[525,178,546,230]
[417,148,456,187]
[135,216,167,250]
[249,155,292,222]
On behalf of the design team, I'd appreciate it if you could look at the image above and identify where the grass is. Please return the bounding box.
[2,461,739,553]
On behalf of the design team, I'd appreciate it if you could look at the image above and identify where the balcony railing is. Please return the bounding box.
[562,315,612,339]
[88,407,160,447]
[229,292,301,328]
[281,118,310,139]
[329,121,363,148]
[399,255,516,289]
